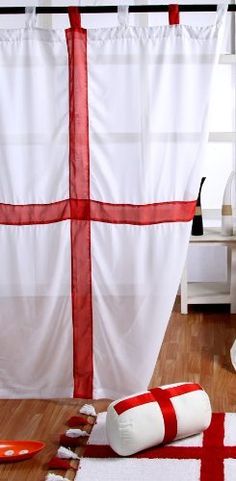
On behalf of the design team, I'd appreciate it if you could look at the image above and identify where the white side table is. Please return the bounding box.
[180,228,236,314]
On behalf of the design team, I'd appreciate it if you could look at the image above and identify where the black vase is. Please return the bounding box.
[191,177,206,236]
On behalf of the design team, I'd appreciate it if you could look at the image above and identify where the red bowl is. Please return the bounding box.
[0,440,45,462]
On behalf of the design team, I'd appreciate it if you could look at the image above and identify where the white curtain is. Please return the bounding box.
[0,9,73,397]
[0,6,227,399]
[87,5,227,398]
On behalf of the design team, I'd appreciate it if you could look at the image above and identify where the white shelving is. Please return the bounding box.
[180,228,236,314]
[187,282,230,304]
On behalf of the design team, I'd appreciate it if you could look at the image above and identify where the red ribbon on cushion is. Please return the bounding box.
[114,383,203,444]
[149,387,177,443]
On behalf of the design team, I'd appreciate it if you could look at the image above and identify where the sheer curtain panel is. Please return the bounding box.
[0,8,73,397]
[0,5,227,399]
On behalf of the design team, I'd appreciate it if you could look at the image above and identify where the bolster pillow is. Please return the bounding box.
[106,382,212,456]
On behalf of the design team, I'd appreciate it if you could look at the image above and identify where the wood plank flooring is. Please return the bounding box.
[150,300,236,411]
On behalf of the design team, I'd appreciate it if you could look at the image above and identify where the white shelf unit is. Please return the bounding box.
[180,228,236,314]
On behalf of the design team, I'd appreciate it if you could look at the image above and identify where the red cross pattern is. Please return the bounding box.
[0,5,196,399]
[84,413,236,481]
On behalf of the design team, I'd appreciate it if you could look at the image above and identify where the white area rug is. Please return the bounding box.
[75,412,236,481]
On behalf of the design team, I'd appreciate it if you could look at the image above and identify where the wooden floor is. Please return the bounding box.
[0,299,235,480]
[151,299,236,411]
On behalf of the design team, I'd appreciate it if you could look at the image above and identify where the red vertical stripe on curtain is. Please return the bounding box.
[66,7,93,398]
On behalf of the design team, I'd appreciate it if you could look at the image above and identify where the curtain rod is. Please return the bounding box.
[0,5,235,14]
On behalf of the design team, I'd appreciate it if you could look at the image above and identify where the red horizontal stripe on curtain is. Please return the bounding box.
[0,199,70,225]
[0,199,196,226]
[90,199,196,225]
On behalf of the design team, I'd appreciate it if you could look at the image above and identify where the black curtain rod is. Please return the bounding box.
[0,5,235,14]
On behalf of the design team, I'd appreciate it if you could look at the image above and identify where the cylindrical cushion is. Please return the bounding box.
[106,382,211,456]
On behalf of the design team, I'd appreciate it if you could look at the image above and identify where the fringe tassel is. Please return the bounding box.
[48,457,71,470]
[57,446,80,460]
[45,474,70,481]
[60,434,86,447]
[67,415,88,427]
[79,404,96,417]
[66,429,89,438]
